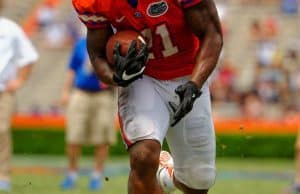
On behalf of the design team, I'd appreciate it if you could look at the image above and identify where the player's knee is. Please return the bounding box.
[131,148,158,170]
[189,167,216,189]
[129,141,160,176]
[177,165,216,190]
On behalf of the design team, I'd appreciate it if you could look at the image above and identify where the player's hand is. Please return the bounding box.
[112,41,148,87]
[169,81,202,127]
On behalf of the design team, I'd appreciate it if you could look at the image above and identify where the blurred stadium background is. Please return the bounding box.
[2,0,300,193]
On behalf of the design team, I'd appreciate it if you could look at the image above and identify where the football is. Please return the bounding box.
[106,30,146,66]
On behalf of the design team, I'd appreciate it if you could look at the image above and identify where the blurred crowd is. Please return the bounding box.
[211,0,300,119]
[36,1,82,49]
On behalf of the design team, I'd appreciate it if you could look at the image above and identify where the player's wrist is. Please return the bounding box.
[111,40,148,87]
[188,79,202,89]
[112,73,141,87]
[112,74,129,87]
[186,81,202,96]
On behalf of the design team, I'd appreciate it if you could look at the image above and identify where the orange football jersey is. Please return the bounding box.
[73,0,202,80]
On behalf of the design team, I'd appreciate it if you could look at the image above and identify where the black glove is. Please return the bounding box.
[169,81,202,127]
[112,40,148,87]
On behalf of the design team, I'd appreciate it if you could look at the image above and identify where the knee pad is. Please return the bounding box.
[175,161,216,190]
[187,165,216,189]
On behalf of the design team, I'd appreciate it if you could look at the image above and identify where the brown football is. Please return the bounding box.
[106,30,146,67]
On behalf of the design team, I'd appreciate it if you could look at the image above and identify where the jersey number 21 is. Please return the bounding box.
[141,24,179,59]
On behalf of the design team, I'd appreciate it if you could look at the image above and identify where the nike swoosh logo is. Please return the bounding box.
[122,67,145,81]
[116,16,125,23]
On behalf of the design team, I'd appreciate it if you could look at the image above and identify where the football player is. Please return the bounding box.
[72,0,223,194]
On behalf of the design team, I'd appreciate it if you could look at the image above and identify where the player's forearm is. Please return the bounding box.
[86,28,116,86]
[185,1,223,88]
[87,46,116,85]
[191,33,223,88]
[91,56,116,86]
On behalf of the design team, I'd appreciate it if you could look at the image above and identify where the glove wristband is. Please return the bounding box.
[187,81,202,98]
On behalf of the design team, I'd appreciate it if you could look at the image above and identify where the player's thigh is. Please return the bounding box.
[0,92,14,133]
[66,90,90,144]
[90,91,116,145]
[166,91,216,190]
[118,76,169,147]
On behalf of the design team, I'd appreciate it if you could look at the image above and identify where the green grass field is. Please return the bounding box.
[4,155,294,194]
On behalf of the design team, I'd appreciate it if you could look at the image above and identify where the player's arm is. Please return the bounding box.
[87,28,148,87]
[73,0,147,87]
[86,27,117,86]
[170,0,223,126]
[185,0,223,87]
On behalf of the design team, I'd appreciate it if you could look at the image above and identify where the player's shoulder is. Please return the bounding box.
[72,0,112,14]
[72,0,113,28]
[72,0,96,13]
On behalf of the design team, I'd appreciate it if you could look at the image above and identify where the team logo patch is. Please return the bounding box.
[147,1,168,17]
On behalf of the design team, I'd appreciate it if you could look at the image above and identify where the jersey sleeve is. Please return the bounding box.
[13,23,38,67]
[72,0,109,29]
[178,0,202,9]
